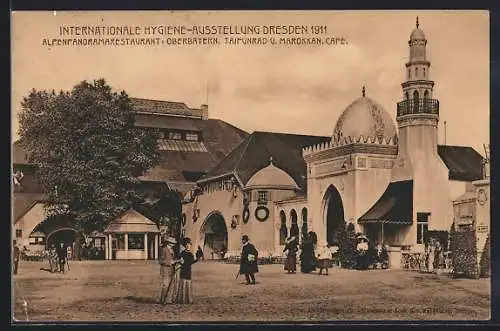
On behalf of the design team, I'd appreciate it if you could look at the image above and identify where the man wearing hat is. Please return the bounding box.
[158,235,181,304]
[13,240,20,275]
[239,235,259,285]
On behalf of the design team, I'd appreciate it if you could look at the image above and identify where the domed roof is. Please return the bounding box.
[246,157,299,190]
[332,91,397,144]
[410,17,426,40]
[410,27,426,40]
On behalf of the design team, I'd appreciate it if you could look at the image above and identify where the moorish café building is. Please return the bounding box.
[12,19,489,267]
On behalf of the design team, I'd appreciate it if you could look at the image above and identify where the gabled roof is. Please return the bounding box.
[130,98,203,118]
[104,209,160,233]
[202,131,331,190]
[438,145,484,181]
[140,119,248,183]
[13,193,47,223]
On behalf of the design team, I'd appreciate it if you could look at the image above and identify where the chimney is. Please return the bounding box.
[200,104,208,120]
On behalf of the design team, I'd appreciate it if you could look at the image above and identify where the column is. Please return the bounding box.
[154,234,159,260]
[108,234,113,260]
[124,233,129,260]
[104,234,109,260]
[144,233,148,260]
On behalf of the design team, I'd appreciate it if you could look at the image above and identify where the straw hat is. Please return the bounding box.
[161,236,177,246]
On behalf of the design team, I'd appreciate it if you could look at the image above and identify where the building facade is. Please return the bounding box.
[181,19,486,267]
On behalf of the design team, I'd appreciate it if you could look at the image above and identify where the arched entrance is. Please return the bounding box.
[46,228,77,251]
[324,185,345,246]
[200,212,228,260]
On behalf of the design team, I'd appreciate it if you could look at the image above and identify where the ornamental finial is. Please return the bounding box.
[362,86,366,97]
[269,156,273,165]
[416,16,419,28]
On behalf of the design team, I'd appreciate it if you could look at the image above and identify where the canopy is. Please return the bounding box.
[358,180,413,225]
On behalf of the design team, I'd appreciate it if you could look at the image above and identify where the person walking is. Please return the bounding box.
[283,236,298,274]
[48,244,58,273]
[239,235,259,285]
[175,237,199,304]
[158,236,181,304]
[56,242,67,273]
[13,241,20,275]
[315,240,332,275]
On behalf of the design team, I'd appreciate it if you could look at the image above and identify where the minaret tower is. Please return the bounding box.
[396,17,440,157]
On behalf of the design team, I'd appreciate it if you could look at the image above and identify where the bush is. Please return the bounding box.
[450,223,478,279]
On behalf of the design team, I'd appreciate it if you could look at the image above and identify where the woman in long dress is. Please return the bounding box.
[175,237,199,304]
[283,237,298,274]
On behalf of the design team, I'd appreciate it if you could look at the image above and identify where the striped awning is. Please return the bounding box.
[358,180,413,225]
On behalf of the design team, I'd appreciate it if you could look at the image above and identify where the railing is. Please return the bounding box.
[397,99,439,117]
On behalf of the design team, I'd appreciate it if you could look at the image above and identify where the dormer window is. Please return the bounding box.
[168,131,182,140]
[186,132,199,141]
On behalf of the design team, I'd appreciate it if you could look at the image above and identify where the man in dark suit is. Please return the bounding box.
[239,235,258,285]
[56,242,67,273]
[13,240,20,275]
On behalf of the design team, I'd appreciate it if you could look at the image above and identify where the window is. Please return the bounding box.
[290,209,299,241]
[128,234,144,250]
[417,212,430,244]
[258,191,268,205]
[168,131,182,140]
[16,229,22,238]
[423,68,426,77]
[407,69,411,79]
[415,67,419,77]
[279,211,287,245]
[115,234,125,249]
[186,132,199,141]
[94,238,102,248]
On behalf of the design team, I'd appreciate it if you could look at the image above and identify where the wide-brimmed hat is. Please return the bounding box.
[162,236,177,245]
[241,235,249,242]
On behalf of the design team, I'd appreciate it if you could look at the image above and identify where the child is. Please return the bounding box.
[175,237,198,304]
[315,240,332,275]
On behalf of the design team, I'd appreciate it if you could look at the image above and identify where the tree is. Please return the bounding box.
[345,223,358,269]
[479,234,490,278]
[18,79,160,230]
[450,222,478,279]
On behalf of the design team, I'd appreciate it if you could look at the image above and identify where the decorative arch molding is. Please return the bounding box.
[46,227,78,244]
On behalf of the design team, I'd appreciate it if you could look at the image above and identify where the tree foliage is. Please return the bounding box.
[18,79,160,230]
[450,222,478,279]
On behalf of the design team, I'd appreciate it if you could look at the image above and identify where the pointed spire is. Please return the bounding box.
[416,16,419,28]
[269,155,273,165]
[362,85,366,97]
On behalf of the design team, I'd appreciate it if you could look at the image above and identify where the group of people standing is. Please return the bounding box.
[48,243,71,273]
[283,231,333,275]
[425,238,446,273]
[158,234,260,305]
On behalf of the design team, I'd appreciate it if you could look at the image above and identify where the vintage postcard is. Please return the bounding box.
[11,10,490,322]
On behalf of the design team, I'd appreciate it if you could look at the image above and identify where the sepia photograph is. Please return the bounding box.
[11,10,491,322]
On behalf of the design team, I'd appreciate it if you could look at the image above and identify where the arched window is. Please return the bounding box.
[405,92,409,100]
[423,67,426,78]
[424,90,429,100]
[290,209,299,241]
[301,208,308,239]
[279,210,287,245]
[407,69,411,80]
[415,67,419,77]
[413,90,420,113]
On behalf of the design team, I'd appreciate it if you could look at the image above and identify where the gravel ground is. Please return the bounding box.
[12,260,490,322]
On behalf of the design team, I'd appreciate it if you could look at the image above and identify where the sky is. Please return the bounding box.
[11,10,490,155]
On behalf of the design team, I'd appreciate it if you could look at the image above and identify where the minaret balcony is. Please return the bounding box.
[397,99,439,117]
